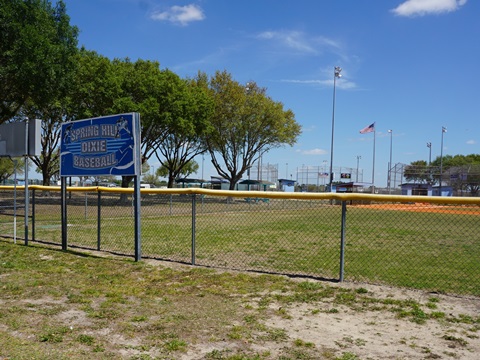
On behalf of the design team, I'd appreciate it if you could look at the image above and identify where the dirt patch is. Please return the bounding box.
[260,282,480,359]
[2,245,479,359]
[358,202,480,215]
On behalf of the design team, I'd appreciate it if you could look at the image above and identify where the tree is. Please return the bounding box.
[406,154,480,196]
[0,158,24,183]
[18,103,63,186]
[141,173,158,186]
[431,154,480,196]
[206,71,301,190]
[66,54,155,191]
[110,59,167,188]
[152,73,214,187]
[67,48,125,120]
[156,160,199,181]
[403,160,432,184]
[0,0,78,123]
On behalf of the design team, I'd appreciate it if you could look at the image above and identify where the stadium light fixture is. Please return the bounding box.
[328,66,342,193]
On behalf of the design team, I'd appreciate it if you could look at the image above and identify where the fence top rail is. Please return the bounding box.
[1,185,480,205]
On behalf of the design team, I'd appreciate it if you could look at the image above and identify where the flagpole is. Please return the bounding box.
[372,125,376,193]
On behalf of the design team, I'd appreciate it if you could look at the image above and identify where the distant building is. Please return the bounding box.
[278,179,295,192]
[400,183,452,196]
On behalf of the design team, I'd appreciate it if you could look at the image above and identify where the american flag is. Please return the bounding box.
[359,122,375,134]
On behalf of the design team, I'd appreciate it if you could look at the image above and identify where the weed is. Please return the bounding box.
[336,352,359,360]
[263,328,288,342]
[442,335,468,347]
[430,311,445,319]
[77,334,95,345]
[164,338,187,351]
[297,281,323,291]
[39,326,70,343]
[277,307,292,319]
[131,315,148,322]
[294,338,315,348]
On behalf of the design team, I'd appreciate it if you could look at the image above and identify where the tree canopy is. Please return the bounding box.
[406,154,480,195]
[205,71,301,190]
[1,4,303,189]
[152,73,214,187]
[0,0,78,123]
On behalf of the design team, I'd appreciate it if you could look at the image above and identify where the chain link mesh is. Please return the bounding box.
[1,187,479,296]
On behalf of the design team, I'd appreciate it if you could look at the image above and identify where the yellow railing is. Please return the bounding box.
[2,185,479,205]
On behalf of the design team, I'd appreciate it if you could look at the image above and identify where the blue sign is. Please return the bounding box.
[60,113,141,177]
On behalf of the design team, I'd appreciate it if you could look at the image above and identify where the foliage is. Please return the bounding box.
[152,73,214,187]
[111,58,165,163]
[0,0,78,123]
[23,104,63,186]
[67,48,123,120]
[403,160,433,184]
[0,158,24,183]
[205,71,301,190]
[141,172,160,186]
[156,160,199,181]
[407,154,480,195]
[68,54,164,188]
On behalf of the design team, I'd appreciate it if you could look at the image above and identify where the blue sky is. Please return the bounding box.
[64,0,479,187]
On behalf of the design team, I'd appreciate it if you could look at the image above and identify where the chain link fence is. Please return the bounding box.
[1,186,479,296]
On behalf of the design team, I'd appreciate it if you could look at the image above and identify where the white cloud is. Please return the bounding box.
[150,4,205,26]
[256,30,341,55]
[301,148,327,155]
[280,78,357,90]
[392,0,467,17]
[257,30,316,54]
[466,139,476,145]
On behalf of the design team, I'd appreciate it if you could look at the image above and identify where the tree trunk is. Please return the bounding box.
[119,176,134,203]
[42,167,51,186]
[167,173,176,188]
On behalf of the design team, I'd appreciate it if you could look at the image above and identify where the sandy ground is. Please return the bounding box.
[179,279,480,359]
[263,283,480,359]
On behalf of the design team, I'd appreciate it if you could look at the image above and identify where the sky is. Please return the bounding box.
[62,0,479,187]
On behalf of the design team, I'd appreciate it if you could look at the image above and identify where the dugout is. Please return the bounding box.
[400,183,452,197]
[237,179,276,191]
[335,182,372,193]
[278,178,295,192]
[175,178,208,188]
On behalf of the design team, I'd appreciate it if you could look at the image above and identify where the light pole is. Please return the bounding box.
[427,142,432,185]
[356,155,361,182]
[328,66,342,192]
[286,163,288,179]
[439,127,447,195]
[388,129,393,194]
[427,142,432,165]
[322,160,327,189]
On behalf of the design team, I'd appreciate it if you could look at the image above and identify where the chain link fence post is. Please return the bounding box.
[191,193,196,265]
[97,190,101,251]
[339,200,347,282]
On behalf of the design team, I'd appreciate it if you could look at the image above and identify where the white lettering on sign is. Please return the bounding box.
[70,125,99,142]
[73,153,118,169]
[81,140,107,153]
[100,124,117,137]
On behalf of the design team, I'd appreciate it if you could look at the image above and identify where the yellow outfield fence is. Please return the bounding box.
[1,185,479,296]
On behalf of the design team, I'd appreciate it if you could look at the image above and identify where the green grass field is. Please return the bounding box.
[2,195,480,296]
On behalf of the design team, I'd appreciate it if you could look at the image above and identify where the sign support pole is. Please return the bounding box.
[134,175,141,261]
[24,118,29,245]
[61,177,67,250]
